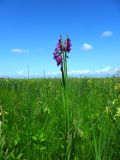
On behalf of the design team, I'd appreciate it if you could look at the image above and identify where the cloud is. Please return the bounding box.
[68,67,111,75]
[94,66,111,74]
[68,69,91,74]
[46,66,116,77]
[11,48,29,54]
[81,43,93,50]
[115,68,120,72]
[102,31,113,37]
[18,70,24,75]
[2,66,118,78]
[46,71,60,75]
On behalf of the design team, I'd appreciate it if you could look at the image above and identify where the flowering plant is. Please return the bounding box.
[52,35,72,158]
[53,35,71,87]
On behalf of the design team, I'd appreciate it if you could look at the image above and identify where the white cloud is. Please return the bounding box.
[81,43,93,50]
[18,70,24,75]
[45,66,116,77]
[94,66,111,74]
[46,71,60,75]
[11,48,29,54]
[115,68,120,72]
[102,31,113,37]
[68,67,111,75]
[68,69,90,74]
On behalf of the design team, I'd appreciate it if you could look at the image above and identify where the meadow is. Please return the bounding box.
[0,77,120,160]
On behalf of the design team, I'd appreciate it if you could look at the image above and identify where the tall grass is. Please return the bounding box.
[0,77,120,159]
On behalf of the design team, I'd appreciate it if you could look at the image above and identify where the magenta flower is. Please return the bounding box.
[52,35,71,66]
[54,55,62,66]
[64,38,71,52]
[57,40,63,51]
[56,38,63,52]
[67,38,71,52]
[53,52,58,56]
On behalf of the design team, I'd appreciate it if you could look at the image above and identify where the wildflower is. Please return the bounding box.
[52,35,72,149]
[104,80,107,83]
[112,99,118,105]
[0,105,8,116]
[53,50,62,66]
[112,96,120,105]
[57,38,63,51]
[88,80,91,83]
[105,106,111,114]
[65,37,72,53]
[53,52,57,56]
[52,35,71,67]
[0,111,8,116]
[114,84,120,91]
[54,55,62,66]
[114,107,120,119]
[44,107,50,114]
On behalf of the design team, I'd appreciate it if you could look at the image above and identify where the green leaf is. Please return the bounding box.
[33,144,39,150]
[14,135,20,146]
[17,153,23,159]
[40,146,46,151]
[60,144,64,150]
[38,132,46,142]
[32,136,37,141]
[9,152,15,159]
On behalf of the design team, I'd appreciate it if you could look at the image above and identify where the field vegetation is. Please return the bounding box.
[0,77,120,160]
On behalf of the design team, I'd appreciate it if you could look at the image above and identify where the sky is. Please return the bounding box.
[0,0,120,77]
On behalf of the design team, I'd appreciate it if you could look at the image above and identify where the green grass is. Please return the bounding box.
[0,77,120,160]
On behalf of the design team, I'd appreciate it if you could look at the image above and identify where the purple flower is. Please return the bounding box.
[65,38,71,53]
[56,38,63,51]
[53,52,58,56]
[54,55,62,66]
[52,35,71,66]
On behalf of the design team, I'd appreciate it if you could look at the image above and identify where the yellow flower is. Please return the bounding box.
[115,107,120,118]
[114,84,120,90]
[112,99,118,105]
[105,106,111,114]
[104,80,107,83]
[0,105,8,116]
[112,96,120,105]
[88,80,91,83]
[44,107,50,114]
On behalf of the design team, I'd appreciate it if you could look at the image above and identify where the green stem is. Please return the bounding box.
[61,65,65,88]
[65,52,67,79]
[61,50,70,159]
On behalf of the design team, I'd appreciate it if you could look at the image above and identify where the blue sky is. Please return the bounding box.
[0,0,120,77]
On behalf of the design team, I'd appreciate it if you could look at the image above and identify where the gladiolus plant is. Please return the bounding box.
[53,35,71,87]
[52,35,72,159]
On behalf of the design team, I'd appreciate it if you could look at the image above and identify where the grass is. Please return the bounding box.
[0,77,120,160]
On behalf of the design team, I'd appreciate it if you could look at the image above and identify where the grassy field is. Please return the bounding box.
[0,77,120,160]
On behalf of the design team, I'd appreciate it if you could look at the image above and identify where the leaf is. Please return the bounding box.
[38,132,46,142]
[67,134,72,160]
[39,132,44,139]
[40,146,46,151]
[60,144,64,150]
[32,136,37,141]
[17,153,23,159]
[14,135,20,146]
[74,156,79,160]
[9,152,15,159]
[33,144,39,150]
